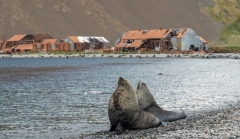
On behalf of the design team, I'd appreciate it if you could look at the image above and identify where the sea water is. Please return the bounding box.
[0,57,240,139]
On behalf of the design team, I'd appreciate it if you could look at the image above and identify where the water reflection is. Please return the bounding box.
[0,58,240,138]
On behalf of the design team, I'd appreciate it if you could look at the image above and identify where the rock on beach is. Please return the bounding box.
[0,53,240,59]
[65,103,240,139]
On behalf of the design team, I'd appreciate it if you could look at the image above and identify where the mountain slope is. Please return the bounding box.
[207,0,240,46]
[0,0,223,45]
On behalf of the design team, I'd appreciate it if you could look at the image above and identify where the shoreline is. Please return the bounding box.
[0,53,240,59]
[67,102,240,139]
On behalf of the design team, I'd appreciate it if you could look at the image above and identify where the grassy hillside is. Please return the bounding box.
[207,0,240,47]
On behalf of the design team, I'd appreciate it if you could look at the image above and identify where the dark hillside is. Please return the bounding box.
[0,0,223,45]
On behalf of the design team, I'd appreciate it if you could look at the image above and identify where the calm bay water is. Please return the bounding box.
[0,57,240,139]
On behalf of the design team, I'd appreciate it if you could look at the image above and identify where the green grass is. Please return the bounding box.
[206,0,240,46]
[222,46,240,50]
[219,17,240,43]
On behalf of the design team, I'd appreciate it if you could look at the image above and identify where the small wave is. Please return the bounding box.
[83,91,103,95]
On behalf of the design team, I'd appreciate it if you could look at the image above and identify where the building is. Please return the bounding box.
[2,34,53,53]
[170,28,208,51]
[115,28,208,52]
[115,29,171,52]
[64,36,110,52]
[40,39,59,52]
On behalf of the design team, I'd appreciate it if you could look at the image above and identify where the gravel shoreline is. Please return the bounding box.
[65,102,240,139]
[0,53,240,59]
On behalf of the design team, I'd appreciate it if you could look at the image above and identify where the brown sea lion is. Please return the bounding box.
[108,77,161,134]
[136,81,187,122]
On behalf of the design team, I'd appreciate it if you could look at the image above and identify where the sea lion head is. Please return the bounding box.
[136,81,158,110]
[118,77,134,91]
[109,77,138,112]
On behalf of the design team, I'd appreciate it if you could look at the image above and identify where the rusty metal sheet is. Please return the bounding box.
[41,39,58,45]
[7,34,27,42]
[14,44,33,50]
[125,40,143,48]
[115,40,126,48]
[175,28,189,38]
[121,29,172,40]
[68,36,79,42]
[199,36,207,44]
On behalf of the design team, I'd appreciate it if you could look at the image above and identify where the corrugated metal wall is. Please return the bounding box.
[172,29,206,51]
[64,37,74,51]
[172,37,182,50]
[181,29,203,50]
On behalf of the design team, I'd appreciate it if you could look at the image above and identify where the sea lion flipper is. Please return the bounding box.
[115,123,128,135]
[160,121,167,127]
[109,122,118,132]
[108,111,119,132]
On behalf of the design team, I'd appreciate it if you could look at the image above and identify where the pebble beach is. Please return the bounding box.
[67,102,240,139]
[0,53,240,59]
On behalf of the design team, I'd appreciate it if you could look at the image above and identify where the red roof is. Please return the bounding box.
[175,28,189,38]
[41,39,58,44]
[68,36,79,42]
[121,29,172,40]
[7,35,27,42]
[199,36,207,44]
[116,40,144,48]
[115,29,172,48]
[14,44,33,50]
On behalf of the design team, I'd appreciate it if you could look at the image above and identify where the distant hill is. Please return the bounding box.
[0,0,223,46]
[207,0,240,47]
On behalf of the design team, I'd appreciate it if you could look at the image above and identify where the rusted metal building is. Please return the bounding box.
[2,34,53,53]
[64,36,110,52]
[170,28,208,51]
[115,29,171,52]
[115,28,207,52]
[40,39,59,51]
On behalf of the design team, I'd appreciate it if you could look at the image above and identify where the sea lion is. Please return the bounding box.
[136,81,187,122]
[108,77,161,134]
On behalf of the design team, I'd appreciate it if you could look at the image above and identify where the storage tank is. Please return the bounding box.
[63,42,70,51]
[60,42,64,51]
[47,42,52,51]
[55,43,60,51]
[76,42,82,51]
[32,43,37,51]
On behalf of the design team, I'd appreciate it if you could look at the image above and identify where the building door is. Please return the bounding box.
[189,45,194,51]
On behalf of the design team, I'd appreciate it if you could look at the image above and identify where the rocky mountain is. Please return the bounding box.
[0,0,223,45]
